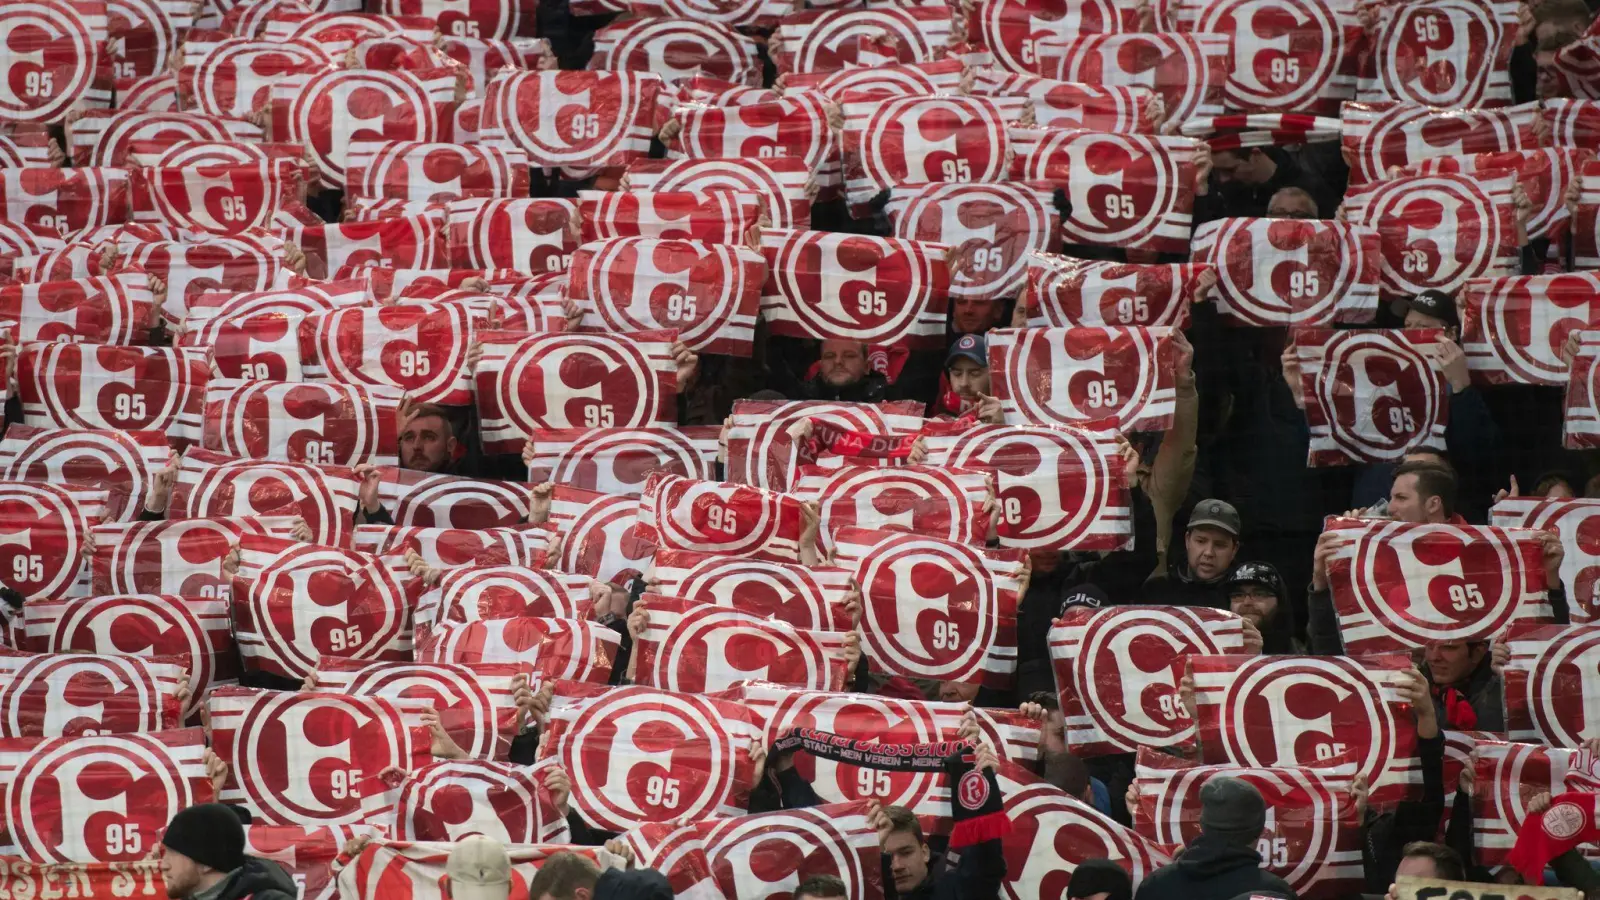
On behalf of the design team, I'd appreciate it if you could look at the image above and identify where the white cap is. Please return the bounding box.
[445,836,512,900]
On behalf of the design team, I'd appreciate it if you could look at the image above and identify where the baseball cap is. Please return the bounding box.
[1223,561,1284,597]
[1187,499,1240,537]
[945,333,988,368]
[445,836,512,900]
[1391,289,1458,328]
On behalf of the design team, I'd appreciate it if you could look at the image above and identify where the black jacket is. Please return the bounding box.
[1139,561,1232,609]
[594,868,674,900]
[210,858,299,900]
[1132,836,1296,900]
[883,840,1007,900]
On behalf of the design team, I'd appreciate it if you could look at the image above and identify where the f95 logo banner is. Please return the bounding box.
[18,343,208,443]
[886,182,1059,304]
[525,426,719,497]
[1190,218,1381,326]
[1491,497,1600,622]
[1294,328,1449,466]
[1023,255,1200,328]
[0,651,184,738]
[1342,171,1518,297]
[988,326,1178,432]
[1502,624,1600,748]
[635,473,805,564]
[1460,273,1600,386]
[1357,0,1519,108]
[311,658,530,762]
[759,229,951,349]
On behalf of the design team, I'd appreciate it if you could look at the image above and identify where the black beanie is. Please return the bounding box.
[1068,859,1133,900]
[161,803,246,872]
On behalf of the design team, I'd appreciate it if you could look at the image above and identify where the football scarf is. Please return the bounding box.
[770,7,956,74]
[0,0,113,125]
[524,425,719,497]
[968,68,1156,133]
[1190,217,1382,326]
[170,449,360,546]
[1460,274,1600,386]
[66,109,261,167]
[1172,0,1362,114]
[1508,791,1600,884]
[1406,148,1581,241]
[1340,102,1538,185]
[208,687,428,827]
[1293,328,1451,466]
[632,594,851,694]
[0,272,149,344]
[833,526,1024,688]
[344,141,531,202]
[1502,623,1600,747]
[541,682,763,831]
[1187,654,1423,805]
[1491,497,1600,622]
[1023,255,1200,328]
[361,759,570,844]
[1570,332,1600,450]
[1473,739,1600,866]
[372,469,532,530]
[1357,0,1519,108]
[666,92,839,188]
[759,229,951,349]
[782,58,966,102]
[1035,33,1231,125]
[791,463,993,552]
[1009,128,1200,255]
[568,237,766,356]
[1324,517,1553,654]
[200,379,402,466]
[648,550,855,631]
[85,516,289,596]
[0,167,129,234]
[352,524,557,570]
[298,302,473,405]
[1050,605,1246,756]
[419,565,595,625]
[269,67,455,189]
[635,473,806,564]
[723,399,927,492]
[998,764,1173,896]
[1179,113,1344,150]
[988,325,1178,432]
[0,650,184,738]
[578,190,762,246]
[624,156,813,229]
[446,196,580,275]
[413,617,619,684]
[0,423,169,514]
[312,658,528,762]
[839,94,1016,213]
[590,18,760,85]
[337,842,618,900]
[18,343,206,444]
[885,182,1059,304]
[480,70,661,177]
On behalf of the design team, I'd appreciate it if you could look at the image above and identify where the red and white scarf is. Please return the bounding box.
[1341,102,1537,186]
[1472,739,1600,866]
[420,565,595,625]
[1035,33,1230,124]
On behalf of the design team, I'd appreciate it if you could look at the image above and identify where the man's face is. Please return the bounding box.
[1388,473,1438,523]
[399,414,455,472]
[1043,708,1067,755]
[1211,150,1266,186]
[160,848,205,898]
[1395,856,1441,880]
[1185,526,1238,581]
[1546,480,1576,499]
[819,340,868,387]
[884,831,931,894]
[951,297,1002,334]
[1229,585,1278,628]
[947,357,990,400]
[940,681,980,704]
[1425,640,1485,686]
[1267,193,1318,219]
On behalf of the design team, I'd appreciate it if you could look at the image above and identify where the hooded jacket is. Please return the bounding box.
[1132,836,1296,900]
[594,867,674,900]
[207,858,299,900]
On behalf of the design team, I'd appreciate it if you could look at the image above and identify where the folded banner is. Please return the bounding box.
[1460,274,1600,386]
[18,343,208,443]
[0,424,170,512]
[171,449,361,546]
[541,682,762,831]
[839,94,1015,213]
[1294,328,1451,466]
[481,70,661,177]
[338,842,618,900]
[998,764,1172,898]
[1406,148,1584,241]
[344,141,530,202]
[591,18,760,85]
[1343,171,1519,297]
[885,182,1060,303]
[0,481,107,601]
[446,197,580,275]
[834,526,1023,688]
[312,658,529,762]
[1172,0,1361,114]
[1187,654,1422,804]
[525,426,719,497]
[1050,606,1246,757]
[624,156,813,229]
[723,399,926,492]
[633,594,851,694]
[1133,749,1363,900]
[667,93,838,189]
[1023,255,1199,329]
[791,463,993,552]
[0,273,158,344]
[635,473,805,563]
[269,68,455,189]
[0,728,209,862]
[578,190,762,246]
[1035,33,1230,124]
[568,237,766,356]
[413,617,619,684]
[1472,739,1600,865]
[1340,102,1537,185]
[759,229,951,349]
[352,524,557,570]
[648,550,855,631]
[545,487,654,584]
[1357,0,1519,108]
[1503,624,1600,747]
[85,516,285,596]
[1189,218,1381,326]
[361,759,569,844]
[299,303,474,405]
[201,379,402,466]
[921,422,1131,551]
[989,326,1178,432]
[1491,497,1600,621]
[420,566,595,625]
[209,687,429,827]
[967,69,1155,133]
[0,0,113,125]
[0,650,184,738]
[770,7,955,73]
[1326,518,1552,653]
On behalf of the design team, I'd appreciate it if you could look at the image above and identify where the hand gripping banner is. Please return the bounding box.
[361,759,569,844]
[590,18,760,86]
[1293,328,1450,466]
[0,650,184,738]
[1022,255,1201,329]
[988,325,1178,432]
[624,156,813,229]
[1034,33,1231,125]
[1340,102,1538,186]
[480,70,661,177]
[171,449,361,546]
[723,398,926,491]
[413,617,619,684]
[344,141,530,202]
[885,182,1060,304]
[759,229,951,349]
[418,565,595,626]
[648,549,855,631]
[1189,217,1381,326]
[770,7,956,74]
[311,658,529,762]
[632,594,851,694]
[967,69,1157,134]
[1050,605,1245,756]
[1502,624,1600,747]
[1171,0,1362,115]
[1491,497,1600,622]
[1341,171,1519,300]
[201,379,402,466]
[1460,274,1600,386]
[1356,0,1519,108]
[0,423,170,507]
[578,190,763,247]
[525,426,718,497]
[791,463,993,552]
[634,472,805,564]
[568,237,766,356]
[1472,739,1600,865]
[0,167,129,236]
[0,273,159,344]
[269,68,455,189]
[299,303,473,405]
[544,487,654,585]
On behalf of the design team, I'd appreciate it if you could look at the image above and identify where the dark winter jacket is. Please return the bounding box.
[594,867,675,900]
[208,858,299,900]
[1139,560,1233,609]
[882,839,1007,900]
[1132,836,1297,900]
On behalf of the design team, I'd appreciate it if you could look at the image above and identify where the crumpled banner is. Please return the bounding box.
[885,182,1059,303]
[1344,171,1518,298]
[345,141,530,202]
[0,132,61,168]
[209,687,429,827]
[578,190,762,246]
[414,617,619,684]
[0,167,129,234]
[1024,255,1201,328]
[419,565,595,625]
[1293,328,1450,466]
[312,658,530,762]
[0,481,109,600]
[1491,497,1600,622]
[667,92,838,188]
[0,0,113,125]
[1405,148,1584,241]
[68,109,263,167]
[791,463,993,552]
[129,161,313,234]
[759,229,951,349]
[85,516,291,596]
[1472,739,1600,865]
[1173,0,1361,115]
[1357,0,1518,109]
[201,379,402,466]
[968,68,1156,133]
[481,70,660,178]
[839,94,1016,211]
[1324,517,1551,653]
[1459,273,1600,386]
[525,425,719,497]
[1503,623,1600,747]
[0,273,157,344]
[1190,218,1381,326]
[723,399,925,491]
[177,34,331,119]
[0,728,210,862]
[1340,102,1537,185]
[541,681,762,832]
[635,472,804,563]
[964,0,1141,74]
[833,526,1023,688]
[447,197,580,274]
[1036,33,1229,125]
[1049,605,1244,756]
[107,0,194,78]
[1186,654,1422,806]
[620,821,724,900]
[770,7,954,74]
[1133,748,1363,900]
[1552,37,1600,99]
[0,423,170,510]
[26,592,237,718]
[171,448,361,546]
[591,18,760,86]
[649,549,855,631]
[361,759,569,844]
[0,650,184,737]
[340,841,618,900]
[625,156,813,229]
[633,594,850,694]
[998,763,1171,897]
[1010,128,1199,254]
[268,67,455,189]
[353,524,558,570]
[541,488,649,585]
[989,325,1178,432]
[373,469,533,530]
[298,302,473,405]
[784,59,965,102]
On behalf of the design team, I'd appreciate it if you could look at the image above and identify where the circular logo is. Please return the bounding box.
[674,555,836,631]
[861,97,1008,191]
[248,544,406,676]
[978,0,1126,73]
[499,333,661,433]
[1315,331,1443,461]
[896,183,1054,302]
[1219,656,1396,784]
[771,232,935,344]
[395,760,548,842]
[392,475,529,529]
[1347,520,1521,647]
[1361,174,1502,295]
[805,466,981,552]
[653,159,794,229]
[1378,0,1498,107]
[1544,801,1588,840]
[50,593,219,710]
[649,604,829,694]
[1025,132,1182,248]
[216,381,379,466]
[857,534,997,680]
[580,238,751,348]
[0,481,83,601]
[654,477,778,557]
[946,425,1115,549]
[437,566,588,622]
[188,460,343,545]
[790,9,935,72]
[3,427,157,506]
[1518,500,1600,620]
[1000,780,1166,900]
[35,343,191,434]
[765,691,942,808]
[1527,626,1600,746]
[462,198,574,273]
[100,519,237,597]
[0,654,165,737]
[1213,218,1365,325]
[1199,0,1339,110]
[546,427,709,497]
[191,39,327,118]
[1475,273,1600,384]
[291,70,439,187]
[702,807,874,897]
[1074,608,1221,747]
[604,19,753,84]
[958,768,991,810]
[0,0,98,123]
[1002,327,1165,428]
[495,71,636,169]
[342,662,498,759]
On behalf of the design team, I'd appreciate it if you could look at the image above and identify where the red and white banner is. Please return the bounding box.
[1357,0,1518,108]
[1023,256,1199,328]
[1173,0,1361,115]
[968,69,1155,134]
[353,525,556,570]
[1491,497,1600,622]
[885,182,1059,303]
[834,526,1023,688]
[569,237,765,356]
[244,824,354,900]
[171,449,360,546]
[299,303,472,405]
[182,280,372,340]
[1009,129,1199,254]
[0,273,158,344]
[759,229,951,349]
[1133,750,1363,900]
[289,216,448,280]
[1342,171,1519,299]
[525,426,719,497]
[422,566,594,625]
[0,0,113,125]
[922,422,1130,551]
[0,167,128,235]
[128,161,311,234]
[1340,102,1537,186]
[1325,517,1552,653]
[1405,148,1583,241]
[591,18,759,85]
[632,594,850,694]
[85,516,285,597]
[372,0,537,39]
[616,821,721,900]
[362,759,568,844]
[1472,739,1600,864]
[269,68,455,189]
[337,841,618,900]
[0,857,174,897]
[1035,33,1230,125]
[624,156,812,229]
[201,379,401,466]
[67,109,261,167]
[312,658,528,762]
[182,310,305,381]
[123,237,289,324]
[0,650,183,738]
[0,424,170,511]
[626,0,790,25]
[209,687,428,827]
[792,463,992,552]
[1502,624,1600,747]
[178,35,330,118]
[231,534,415,679]
[446,197,579,275]
[475,329,678,455]
[1460,274,1600,386]
[345,141,529,202]
[373,470,532,530]
[545,487,654,585]
[839,94,1014,211]
[648,549,854,631]
[1050,606,1245,756]
[723,399,925,492]
[776,59,964,102]
[1189,218,1381,326]
[542,682,762,831]
[770,7,955,74]
[694,802,886,898]
[578,190,762,246]
[480,71,661,176]
[18,343,207,443]
[989,326,1178,432]
[107,0,195,79]
[0,481,104,601]
[1294,328,1450,466]
[414,618,619,684]
[438,36,551,95]
[1188,654,1422,803]
[0,728,209,862]
[635,473,805,563]
[998,765,1171,900]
